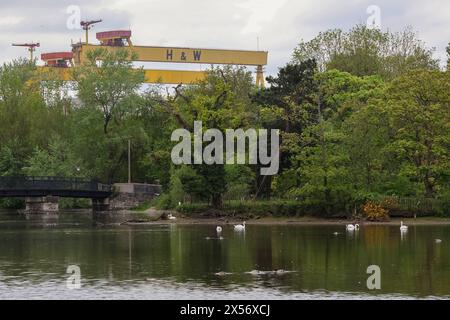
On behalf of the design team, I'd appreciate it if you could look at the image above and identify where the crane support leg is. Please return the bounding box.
[256,65,265,88]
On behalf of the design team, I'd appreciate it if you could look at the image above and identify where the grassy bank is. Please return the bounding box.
[151,196,449,219]
[176,200,309,218]
[157,216,450,225]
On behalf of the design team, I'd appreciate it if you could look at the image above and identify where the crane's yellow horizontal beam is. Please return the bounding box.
[73,44,268,66]
[144,69,206,84]
[37,66,207,84]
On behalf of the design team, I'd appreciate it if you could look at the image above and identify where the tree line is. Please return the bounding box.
[0,25,448,215]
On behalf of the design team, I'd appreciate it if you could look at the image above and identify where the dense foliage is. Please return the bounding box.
[0,26,448,216]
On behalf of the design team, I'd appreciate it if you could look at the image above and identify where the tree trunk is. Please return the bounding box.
[211,193,223,209]
[424,174,435,198]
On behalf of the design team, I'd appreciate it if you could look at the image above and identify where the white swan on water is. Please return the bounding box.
[216,226,222,233]
[400,221,408,232]
[167,213,176,220]
[234,222,246,231]
[346,224,360,231]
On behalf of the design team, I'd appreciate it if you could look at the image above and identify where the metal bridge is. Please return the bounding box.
[0,176,112,199]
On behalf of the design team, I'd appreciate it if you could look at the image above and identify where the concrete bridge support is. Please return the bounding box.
[92,198,110,211]
[92,183,161,223]
[22,196,59,214]
[108,183,161,210]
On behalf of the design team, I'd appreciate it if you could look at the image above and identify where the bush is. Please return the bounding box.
[130,200,153,212]
[154,193,173,210]
[295,188,354,217]
[59,198,91,209]
[223,183,250,200]
[362,201,389,221]
[436,191,450,217]
[177,203,209,215]
[177,200,306,217]
[0,198,24,209]
[232,200,305,217]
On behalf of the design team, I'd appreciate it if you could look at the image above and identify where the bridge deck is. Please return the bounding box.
[0,176,112,199]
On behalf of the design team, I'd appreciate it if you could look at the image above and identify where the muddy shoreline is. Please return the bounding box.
[121,209,450,226]
[2,208,448,226]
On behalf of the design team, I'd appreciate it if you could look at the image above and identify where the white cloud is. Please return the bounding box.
[0,16,24,26]
[236,0,288,34]
[0,0,448,75]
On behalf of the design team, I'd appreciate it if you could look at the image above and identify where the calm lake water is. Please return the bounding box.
[0,210,449,300]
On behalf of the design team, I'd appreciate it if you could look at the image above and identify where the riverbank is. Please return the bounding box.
[1,208,448,226]
[122,208,450,226]
[129,196,448,223]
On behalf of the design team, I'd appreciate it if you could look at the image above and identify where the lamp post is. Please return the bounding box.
[128,139,131,184]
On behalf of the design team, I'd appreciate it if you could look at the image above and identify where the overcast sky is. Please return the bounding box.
[1,0,449,76]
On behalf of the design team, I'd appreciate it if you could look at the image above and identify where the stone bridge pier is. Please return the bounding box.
[21,196,113,214]
[21,196,59,215]
[95,183,162,212]
[92,198,110,211]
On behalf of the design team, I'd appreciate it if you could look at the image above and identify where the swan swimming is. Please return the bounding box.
[234,221,246,231]
[400,221,408,232]
[167,213,176,220]
[346,224,360,231]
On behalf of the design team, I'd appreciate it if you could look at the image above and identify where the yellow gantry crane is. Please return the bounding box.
[23,20,268,86]
[72,30,267,86]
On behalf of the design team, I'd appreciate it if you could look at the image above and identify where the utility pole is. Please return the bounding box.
[128,139,131,183]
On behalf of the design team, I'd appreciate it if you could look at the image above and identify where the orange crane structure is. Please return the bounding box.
[18,20,269,86]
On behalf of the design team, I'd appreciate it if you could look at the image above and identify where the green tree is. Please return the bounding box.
[446,42,450,71]
[0,59,54,167]
[384,70,450,197]
[293,120,351,215]
[341,102,396,195]
[162,66,258,208]
[22,136,86,177]
[71,49,147,183]
[293,25,438,79]
[253,60,319,197]
[0,143,23,176]
[74,48,145,134]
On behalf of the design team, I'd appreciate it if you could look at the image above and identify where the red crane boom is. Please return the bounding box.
[12,43,40,60]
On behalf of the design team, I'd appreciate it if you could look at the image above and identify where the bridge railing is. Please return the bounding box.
[0,176,112,193]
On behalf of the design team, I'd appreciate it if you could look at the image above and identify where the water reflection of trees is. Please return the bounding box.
[0,220,449,297]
